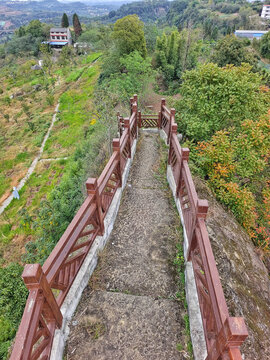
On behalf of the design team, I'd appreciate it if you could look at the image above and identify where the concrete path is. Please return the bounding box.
[65,133,189,359]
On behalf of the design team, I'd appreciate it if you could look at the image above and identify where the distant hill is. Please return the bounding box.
[4,0,88,12]
[100,0,170,23]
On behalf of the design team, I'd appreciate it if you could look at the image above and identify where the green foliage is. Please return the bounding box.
[113,15,147,59]
[5,20,49,57]
[46,94,54,106]
[260,31,270,59]
[196,116,270,251]
[23,124,106,264]
[0,263,28,359]
[104,0,170,23]
[65,68,85,83]
[78,24,112,51]
[176,63,270,142]
[212,35,258,68]
[154,29,200,91]
[166,0,260,37]
[61,13,69,28]
[82,52,102,64]
[109,51,154,102]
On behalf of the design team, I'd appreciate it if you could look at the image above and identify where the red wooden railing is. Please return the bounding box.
[161,99,248,360]
[10,95,138,360]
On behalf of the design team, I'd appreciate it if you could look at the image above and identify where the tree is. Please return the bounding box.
[113,15,147,58]
[154,29,200,89]
[212,35,258,68]
[260,31,270,59]
[176,63,270,142]
[109,51,154,102]
[61,13,69,28]
[73,13,82,39]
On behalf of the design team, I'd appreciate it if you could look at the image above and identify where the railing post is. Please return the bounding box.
[113,138,122,186]
[130,97,133,116]
[214,317,248,360]
[132,99,138,139]
[168,108,175,145]
[138,111,142,128]
[133,94,138,107]
[161,98,166,129]
[23,264,63,327]
[86,178,104,235]
[124,118,132,158]
[168,123,178,165]
[10,264,63,360]
[187,199,209,261]
[158,111,161,129]
[161,98,166,113]
[176,148,190,197]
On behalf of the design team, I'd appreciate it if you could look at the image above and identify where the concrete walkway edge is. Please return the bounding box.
[166,155,207,360]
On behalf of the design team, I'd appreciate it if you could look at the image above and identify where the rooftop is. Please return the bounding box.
[50,28,69,32]
[235,30,268,34]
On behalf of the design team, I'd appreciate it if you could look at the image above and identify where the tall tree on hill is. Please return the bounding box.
[73,13,82,39]
[61,13,69,28]
[113,15,147,58]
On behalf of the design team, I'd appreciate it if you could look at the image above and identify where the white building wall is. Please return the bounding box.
[261,5,270,19]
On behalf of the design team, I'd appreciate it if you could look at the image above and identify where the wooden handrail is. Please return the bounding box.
[161,98,248,359]
[11,95,139,360]
[43,196,96,284]
[97,151,119,193]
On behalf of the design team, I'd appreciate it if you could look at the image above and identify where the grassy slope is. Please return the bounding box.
[0,52,101,266]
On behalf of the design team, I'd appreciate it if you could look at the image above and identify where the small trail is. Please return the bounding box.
[39,157,68,162]
[0,103,60,215]
[66,133,188,359]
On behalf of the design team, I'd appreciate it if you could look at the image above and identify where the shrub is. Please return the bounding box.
[176,63,270,142]
[0,263,28,359]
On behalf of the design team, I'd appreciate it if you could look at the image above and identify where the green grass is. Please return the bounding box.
[65,68,85,83]
[42,64,99,158]
[0,52,102,263]
[82,52,102,64]
[0,160,66,255]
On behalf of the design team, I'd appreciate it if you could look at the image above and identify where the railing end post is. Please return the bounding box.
[112,138,120,151]
[86,177,97,195]
[182,148,190,162]
[197,199,209,219]
[124,118,130,128]
[22,263,43,289]
[172,123,178,134]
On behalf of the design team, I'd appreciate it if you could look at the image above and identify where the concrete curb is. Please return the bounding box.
[50,140,137,360]
[166,166,207,360]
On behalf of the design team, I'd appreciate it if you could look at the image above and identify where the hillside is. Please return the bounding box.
[0,4,270,359]
[100,0,170,23]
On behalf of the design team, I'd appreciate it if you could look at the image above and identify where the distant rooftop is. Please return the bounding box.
[50,28,69,32]
[235,30,268,34]
[235,30,268,39]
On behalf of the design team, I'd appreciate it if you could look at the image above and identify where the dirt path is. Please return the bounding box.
[65,133,189,359]
[0,103,59,215]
